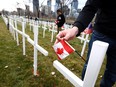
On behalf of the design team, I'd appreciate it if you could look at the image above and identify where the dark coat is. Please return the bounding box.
[73,0,116,39]
[57,14,65,27]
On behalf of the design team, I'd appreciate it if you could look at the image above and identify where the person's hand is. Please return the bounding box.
[55,26,79,44]
[55,20,59,24]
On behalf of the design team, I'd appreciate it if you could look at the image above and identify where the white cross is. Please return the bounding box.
[27,23,48,75]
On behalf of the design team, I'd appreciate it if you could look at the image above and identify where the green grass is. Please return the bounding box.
[0,16,107,87]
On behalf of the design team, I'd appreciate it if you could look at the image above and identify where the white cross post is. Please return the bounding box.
[81,34,89,57]
[80,33,85,43]
[51,23,57,42]
[22,21,26,55]
[27,24,48,76]
[12,19,16,41]
[42,22,47,38]
[9,18,14,37]
[33,24,39,75]
[53,40,109,87]
[15,19,19,46]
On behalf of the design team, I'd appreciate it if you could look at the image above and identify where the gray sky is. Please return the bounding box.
[0,0,87,12]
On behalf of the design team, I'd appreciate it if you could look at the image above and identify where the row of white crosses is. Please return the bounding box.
[53,40,109,87]
[3,16,48,76]
[29,18,91,58]
[48,22,57,42]
[27,19,74,53]
[30,19,89,56]
[3,14,90,57]
[3,16,109,86]
[4,15,90,68]
[29,19,73,42]
[28,19,109,86]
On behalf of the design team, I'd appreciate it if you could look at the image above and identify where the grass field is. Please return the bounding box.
[0,16,107,87]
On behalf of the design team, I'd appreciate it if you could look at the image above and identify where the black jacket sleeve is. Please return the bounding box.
[73,0,100,36]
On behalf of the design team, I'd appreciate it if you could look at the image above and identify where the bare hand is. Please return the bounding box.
[55,26,79,44]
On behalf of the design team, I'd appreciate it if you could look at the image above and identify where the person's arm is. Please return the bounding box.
[55,0,100,43]
[73,0,100,36]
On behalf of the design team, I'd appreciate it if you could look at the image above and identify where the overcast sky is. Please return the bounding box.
[0,0,87,12]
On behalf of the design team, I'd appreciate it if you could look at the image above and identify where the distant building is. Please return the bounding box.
[2,10,9,16]
[70,0,79,18]
[41,5,51,16]
[47,0,51,7]
[17,8,25,16]
[11,11,17,15]
[25,5,30,18]
[71,0,78,10]
[33,0,39,18]
[62,5,70,16]
[47,0,51,13]
[55,0,61,12]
